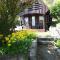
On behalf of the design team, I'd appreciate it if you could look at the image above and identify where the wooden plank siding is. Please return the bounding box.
[19,1,52,31]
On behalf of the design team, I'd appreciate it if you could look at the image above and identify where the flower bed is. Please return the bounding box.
[0,30,36,60]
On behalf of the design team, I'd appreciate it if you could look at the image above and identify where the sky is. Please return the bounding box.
[43,0,60,8]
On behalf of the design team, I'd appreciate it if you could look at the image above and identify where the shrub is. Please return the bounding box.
[54,39,60,48]
[0,30,36,56]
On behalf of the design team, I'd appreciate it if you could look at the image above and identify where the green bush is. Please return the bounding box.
[54,39,60,48]
[0,30,36,56]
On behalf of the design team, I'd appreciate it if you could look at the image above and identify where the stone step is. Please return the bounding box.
[37,38,54,45]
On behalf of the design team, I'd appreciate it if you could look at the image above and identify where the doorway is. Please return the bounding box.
[39,16,45,29]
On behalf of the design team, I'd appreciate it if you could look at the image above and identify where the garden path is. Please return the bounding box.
[37,38,56,60]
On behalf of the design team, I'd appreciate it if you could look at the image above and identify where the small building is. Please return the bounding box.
[19,0,52,31]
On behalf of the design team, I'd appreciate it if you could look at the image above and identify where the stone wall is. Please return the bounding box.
[29,39,37,60]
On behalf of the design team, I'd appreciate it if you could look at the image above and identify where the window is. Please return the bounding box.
[39,16,44,21]
[25,17,28,23]
[24,17,29,28]
[24,17,29,25]
[39,16,44,29]
[32,16,35,26]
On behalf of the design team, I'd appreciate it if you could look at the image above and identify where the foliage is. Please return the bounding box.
[54,39,60,48]
[51,2,60,21]
[0,34,3,39]
[0,0,34,35]
[0,0,20,35]
[0,30,36,56]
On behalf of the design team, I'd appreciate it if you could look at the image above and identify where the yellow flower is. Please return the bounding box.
[12,33,15,37]
[8,35,11,37]
[5,37,9,41]
[8,44,11,46]
[8,40,11,43]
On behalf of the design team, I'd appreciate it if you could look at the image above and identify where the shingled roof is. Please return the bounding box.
[19,0,49,16]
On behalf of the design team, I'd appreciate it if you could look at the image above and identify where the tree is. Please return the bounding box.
[51,2,60,22]
[0,0,33,35]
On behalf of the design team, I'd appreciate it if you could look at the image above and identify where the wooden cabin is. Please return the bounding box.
[19,0,52,32]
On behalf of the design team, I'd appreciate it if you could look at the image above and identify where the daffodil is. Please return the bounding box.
[8,44,11,47]
[5,37,9,41]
